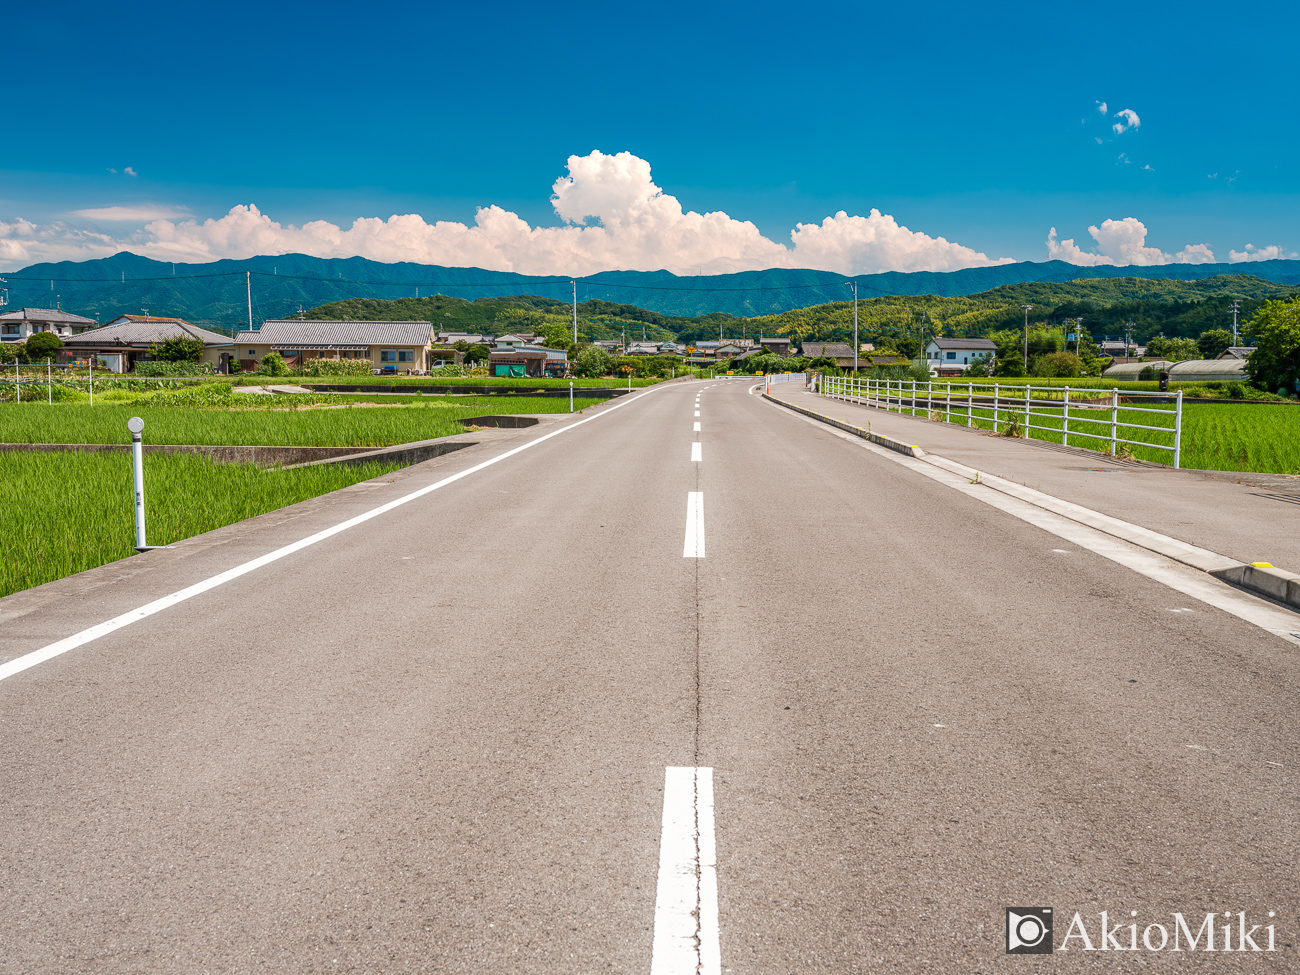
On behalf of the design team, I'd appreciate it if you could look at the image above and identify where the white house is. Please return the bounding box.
[925,337,997,372]
[0,307,97,343]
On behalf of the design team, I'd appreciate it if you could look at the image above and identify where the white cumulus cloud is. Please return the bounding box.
[124,167,138,177]
[1112,108,1140,135]
[1229,243,1297,263]
[1047,218,1215,267]
[0,150,1011,276]
[1097,100,1108,114]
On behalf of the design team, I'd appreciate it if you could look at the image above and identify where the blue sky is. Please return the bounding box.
[2,0,1295,274]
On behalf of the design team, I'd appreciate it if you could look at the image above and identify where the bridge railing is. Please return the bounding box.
[818,375,1184,468]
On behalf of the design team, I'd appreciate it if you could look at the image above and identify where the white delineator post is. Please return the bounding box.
[569,381,574,414]
[128,416,147,550]
[88,354,94,406]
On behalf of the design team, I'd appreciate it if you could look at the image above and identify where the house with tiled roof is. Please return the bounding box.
[0,307,97,343]
[62,316,233,372]
[234,320,435,373]
[800,341,858,368]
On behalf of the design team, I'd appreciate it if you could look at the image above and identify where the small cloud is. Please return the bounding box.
[69,205,191,222]
[1097,100,1108,114]
[1112,108,1141,135]
[1142,164,1154,171]
[124,167,138,177]
[1208,173,1218,179]
[1095,137,1103,145]
[1229,243,1297,263]
[1118,152,1132,165]
[106,167,117,174]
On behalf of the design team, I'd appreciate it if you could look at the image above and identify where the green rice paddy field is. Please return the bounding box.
[0,393,605,597]
[0,452,403,598]
[864,398,1300,474]
[0,395,605,448]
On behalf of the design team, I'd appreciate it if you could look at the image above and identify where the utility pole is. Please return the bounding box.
[246,271,254,335]
[1075,317,1084,354]
[1021,304,1034,371]
[845,281,859,372]
[1230,299,1240,346]
[1125,322,1135,356]
[571,280,578,346]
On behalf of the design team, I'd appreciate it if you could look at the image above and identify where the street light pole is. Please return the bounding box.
[1021,304,1034,371]
[845,280,858,372]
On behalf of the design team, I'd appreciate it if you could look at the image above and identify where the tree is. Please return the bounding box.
[1032,351,1085,378]
[24,332,63,361]
[258,351,289,376]
[965,351,995,377]
[0,342,21,364]
[149,335,206,362]
[574,345,614,378]
[1244,299,1300,395]
[538,319,575,351]
[464,343,490,365]
[1197,329,1235,360]
[1144,336,1199,361]
[994,355,1026,377]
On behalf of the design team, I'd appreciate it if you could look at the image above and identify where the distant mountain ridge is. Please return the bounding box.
[4,251,1299,324]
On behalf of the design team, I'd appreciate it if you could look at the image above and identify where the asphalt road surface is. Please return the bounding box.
[3,378,1297,974]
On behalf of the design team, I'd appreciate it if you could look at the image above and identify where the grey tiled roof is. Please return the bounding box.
[0,307,96,324]
[64,319,231,346]
[930,337,997,350]
[238,320,433,347]
[801,342,856,358]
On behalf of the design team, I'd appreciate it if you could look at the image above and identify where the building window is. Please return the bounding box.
[946,351,956,360]
[398,350,414,362]
[380,349,397,362]
[248,349,256,356]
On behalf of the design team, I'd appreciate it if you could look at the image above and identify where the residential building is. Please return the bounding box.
[0,307,97,343]
[758,337,791,357]
[234,320,435,373]
[1217,347,1255,360]
[925,337,997,373]
[800,341,859,369]
[61,316,233,372]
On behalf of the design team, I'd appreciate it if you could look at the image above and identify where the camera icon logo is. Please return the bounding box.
[1006,907,1053,954]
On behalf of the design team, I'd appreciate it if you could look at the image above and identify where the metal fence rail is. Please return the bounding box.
[817,375,1183,468]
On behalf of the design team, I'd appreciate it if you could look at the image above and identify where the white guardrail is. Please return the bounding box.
[814,375,1183,468]
[762,372,805,392]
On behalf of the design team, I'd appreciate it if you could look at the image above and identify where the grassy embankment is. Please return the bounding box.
[0,452,403,599]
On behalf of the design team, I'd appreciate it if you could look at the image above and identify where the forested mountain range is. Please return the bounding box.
[4,251,1298,327]
[303,274,1296,349]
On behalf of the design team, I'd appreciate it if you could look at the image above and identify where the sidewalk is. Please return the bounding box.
[766,382,1300,575]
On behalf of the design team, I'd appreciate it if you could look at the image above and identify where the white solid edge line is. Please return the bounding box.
[691,442,702,462]
[683,492,705,558]
[650,767,720,975]
[773,406,1300,645]
[0,385,667,684]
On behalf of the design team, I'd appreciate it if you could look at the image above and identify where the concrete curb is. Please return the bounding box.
[765,388,1300,615]
[278,437,477,470]
[762,392,926,458]
[1210,564,1300,608]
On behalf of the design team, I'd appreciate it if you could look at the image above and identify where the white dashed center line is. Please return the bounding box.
[683,492,705,558]
[691,442,702,462]
[650,767,721,975]
[693,421,701,432]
